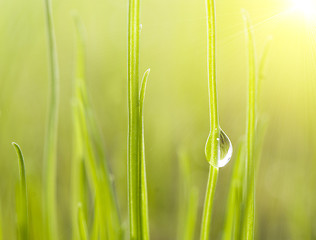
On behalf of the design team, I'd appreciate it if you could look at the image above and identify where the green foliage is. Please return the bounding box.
[42,0,60,238]
[200,0,232,239]
[3,0,311,239]
[223,142,245,240]
[128,0,150,239]
[177,151,198,240]
[242,9,257,240]
[12,142,29,240]
[71,13,122,240]
[77,203,88,240]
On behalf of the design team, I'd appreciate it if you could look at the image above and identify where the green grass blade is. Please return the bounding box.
[222,142,245,240]
[128,0,145,239]
[200,167,219,240]
[12,142,29,240]
[43,0,60,238]
[77,203,88,240]
[72,12,100,240]
[241,9,257,240]
[71,12,87,240]
[177,151,199,240]
[200,0,220,239]
[72,13,122,240]
[139,69,150,240]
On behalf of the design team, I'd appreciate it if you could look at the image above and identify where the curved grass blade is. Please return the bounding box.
[139,69,150,240]
[177,151,199,240]
[42,0,60,238]
[12,142,29,240]
[77,203,88,240]
[200,0,220,239]
[241,9,257,240]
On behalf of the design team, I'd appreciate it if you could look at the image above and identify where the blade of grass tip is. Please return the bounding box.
[139,69,150,240]
[177,151,198,240]
[241,9,257,240]
[222,141,245,240]
[128,0,142,239]
[43,0,60,239]
[77,203,88,240]
[12,142,29,240]
[200,0,220,239]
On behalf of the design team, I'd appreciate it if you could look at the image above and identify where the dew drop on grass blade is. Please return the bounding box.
[205,128,233,168]
[200,0,233,239]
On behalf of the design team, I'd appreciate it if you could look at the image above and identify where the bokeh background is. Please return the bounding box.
[0,0,315,239]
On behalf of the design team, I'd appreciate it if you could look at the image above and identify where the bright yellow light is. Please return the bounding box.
[292,0,316,18]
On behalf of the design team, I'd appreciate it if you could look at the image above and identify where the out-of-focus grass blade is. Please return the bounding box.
[77,203,88,240]
[12,142,29,240]
[241,9,257,240]
[42,0,60,238]
[258,36,272,94]
[0,201,2,240]
[139,69,150,240]
[72,12,122,240]
[177,151,198,240]
[71,11,88,240]
[222,142,245,240]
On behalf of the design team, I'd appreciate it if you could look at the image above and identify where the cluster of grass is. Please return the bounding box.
[1,0,274,239]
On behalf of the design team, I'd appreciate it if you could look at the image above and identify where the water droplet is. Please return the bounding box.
[205,128,233,168]
[139,24,143,33]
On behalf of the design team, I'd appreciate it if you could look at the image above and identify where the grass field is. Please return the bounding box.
[0,0,316,239]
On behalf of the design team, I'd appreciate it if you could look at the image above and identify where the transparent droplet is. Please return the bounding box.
[205,128,233,168]
[139,24,143,33]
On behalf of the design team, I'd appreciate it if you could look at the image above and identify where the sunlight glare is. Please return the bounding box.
[292,0,316,18]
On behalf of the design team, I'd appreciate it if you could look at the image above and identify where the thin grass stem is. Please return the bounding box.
[128,0,150,239]
[12,142,29,240]
[128,0,141,238]
[200,0,220,239]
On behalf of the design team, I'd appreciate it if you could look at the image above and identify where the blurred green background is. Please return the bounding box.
[0,0,315,239]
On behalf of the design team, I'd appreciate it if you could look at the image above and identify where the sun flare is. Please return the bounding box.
[292,0,316,18]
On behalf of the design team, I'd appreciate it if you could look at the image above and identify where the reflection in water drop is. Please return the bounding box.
[205,128,233,168]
